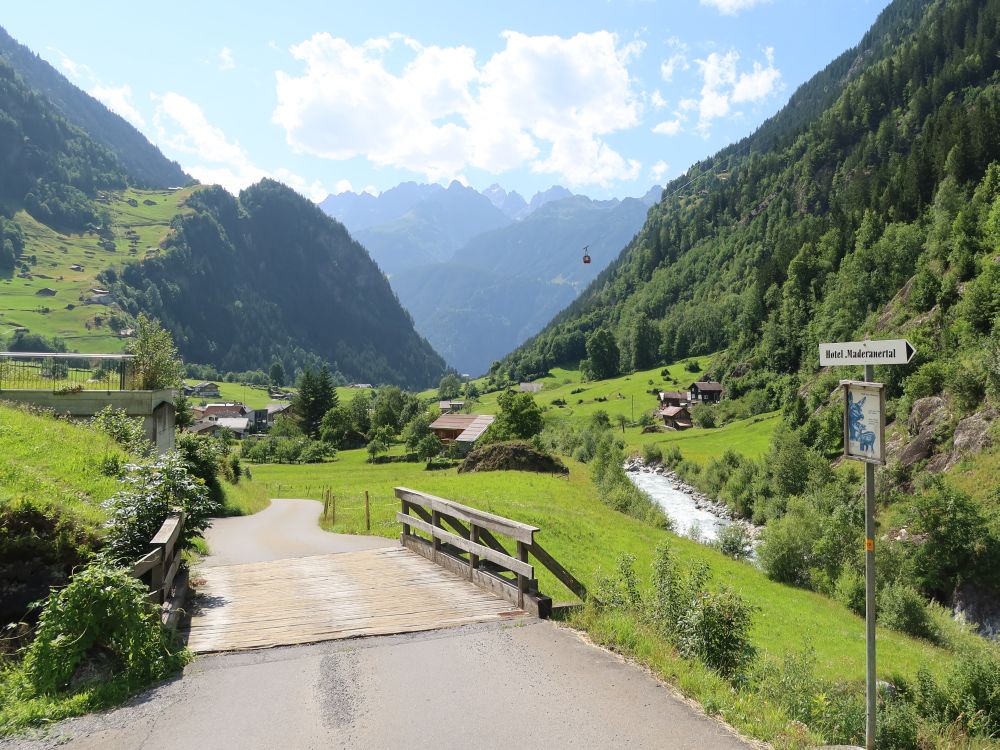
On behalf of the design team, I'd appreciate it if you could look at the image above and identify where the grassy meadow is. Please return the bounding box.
[246,449,972,682]
[0,187,198,349]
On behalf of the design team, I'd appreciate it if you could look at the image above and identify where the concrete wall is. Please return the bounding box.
[0,389,176,453]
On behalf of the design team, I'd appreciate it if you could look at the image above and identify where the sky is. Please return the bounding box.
[3,0,891,202]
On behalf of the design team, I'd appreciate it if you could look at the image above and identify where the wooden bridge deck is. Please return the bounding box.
[183,546,522,653]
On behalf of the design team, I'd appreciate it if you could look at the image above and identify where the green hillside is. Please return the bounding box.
[105,181,447,388]
[500,0,999,383]
[0,25,189,189]
[0,187,198,349]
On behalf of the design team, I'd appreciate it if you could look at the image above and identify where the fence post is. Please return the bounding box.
[365,491,371,532]
[331,494,336,525]
[470,523,479,581]
[516,541,528,609]
[431,509,441,554]
[401,498,410,537]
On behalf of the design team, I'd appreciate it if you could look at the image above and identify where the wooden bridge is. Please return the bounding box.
[181,488,585,653]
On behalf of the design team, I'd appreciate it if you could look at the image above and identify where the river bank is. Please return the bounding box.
[623,458,760,546]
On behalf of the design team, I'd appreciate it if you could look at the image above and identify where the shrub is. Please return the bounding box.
[175,431,227,502]
[649,543,755,682]
[91,406,152,457]
[20,563,185,695]
[642,442,663,465]
[834,568,866,616]
[757,515,813,586]
[691,404,716,429]
[101,453,217,564]
[714,523,753,560]
[878,583,937,641]
[675,587,756,680]
[915,650,1000,738]
[684,360,701,373]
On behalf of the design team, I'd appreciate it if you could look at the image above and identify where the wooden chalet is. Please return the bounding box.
[659,405,692,431]
[658,390,687,408]
[688,381,723,404]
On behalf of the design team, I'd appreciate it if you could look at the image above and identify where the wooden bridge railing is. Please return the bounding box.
[131,511,185,605]
[395,487,586,618]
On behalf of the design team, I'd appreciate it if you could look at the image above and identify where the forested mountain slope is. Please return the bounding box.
[103,181,446,388]
[0,25,188,189]
[498,0,1000,386]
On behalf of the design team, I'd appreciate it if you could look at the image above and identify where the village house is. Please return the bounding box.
[183,381,222,399]
[438,400,465,414]
[201,402,249,418]
[429,413,495,452]
[688,381,724,404]
[658,390,687,408]
[189,415,251,439]
[659,405,692,431]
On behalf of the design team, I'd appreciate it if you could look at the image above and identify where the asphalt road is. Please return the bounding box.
[2,498,752,750]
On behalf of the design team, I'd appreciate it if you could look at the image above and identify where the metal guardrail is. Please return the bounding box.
[0,351,135,391]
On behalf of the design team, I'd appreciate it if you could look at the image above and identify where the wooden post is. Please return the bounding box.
[401,498,410,537]
[516,541,528,609]
[469,523,479,581]
[331,494,336,525]
[365,491,371,532]
[431,509,441,553]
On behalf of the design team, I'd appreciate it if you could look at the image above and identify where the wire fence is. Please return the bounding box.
[0,352,135,391]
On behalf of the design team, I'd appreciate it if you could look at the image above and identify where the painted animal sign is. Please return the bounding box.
[841,381,885,464]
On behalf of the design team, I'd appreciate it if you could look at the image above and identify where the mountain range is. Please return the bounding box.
[320,181,660,373]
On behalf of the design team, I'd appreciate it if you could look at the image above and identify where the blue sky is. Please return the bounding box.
[4,0,891,201]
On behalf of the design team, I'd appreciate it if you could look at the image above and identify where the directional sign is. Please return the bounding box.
[819,339,915,367]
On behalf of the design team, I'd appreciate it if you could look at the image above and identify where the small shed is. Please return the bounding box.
[70,264,84,272]
[438,400,465,414]
[659,406,692,431]
[688,381,723,404]
[430,413,495,448]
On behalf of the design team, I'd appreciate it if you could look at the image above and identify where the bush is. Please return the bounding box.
[641,442,663,465]
[684,360,701,373]
[91,406,152,457]
[714,523,753,560]
[649,543,756,681]
[878,583,937,641]
[915,650,1000,738]
[691,404,716,429]
[175,432,227,502]
[20,563,185,695]
[876,696,920,750]
[834,568,866,616]
[101,453,218,564]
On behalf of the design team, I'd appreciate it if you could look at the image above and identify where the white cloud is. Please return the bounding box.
[650,89,667,109]
[153,92,327,201]
[50,49,93,81]
[700,0,770,15]
[651,160,669,181]
[273,30,643,187]
[333,179,354,195]
[90,84,146,127]
[652,119,682,136]
[691,48,780,135]
[218,47,235,71]
[732,47,781,103]
[660,53,688,82]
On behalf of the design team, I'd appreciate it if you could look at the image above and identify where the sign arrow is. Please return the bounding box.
[819,339,916,367]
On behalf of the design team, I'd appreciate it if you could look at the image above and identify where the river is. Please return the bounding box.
[625,462,741,544]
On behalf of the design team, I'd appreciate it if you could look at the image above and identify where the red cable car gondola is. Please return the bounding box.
[582,245,591,264]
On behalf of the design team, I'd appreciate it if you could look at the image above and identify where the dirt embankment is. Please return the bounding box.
[459,442,568,475]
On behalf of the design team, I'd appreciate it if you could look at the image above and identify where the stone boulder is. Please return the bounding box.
[898,430,934,468]
[908,396,950,436]
[952,407,996,457]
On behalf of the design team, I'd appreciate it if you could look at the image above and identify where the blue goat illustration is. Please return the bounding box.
[848,392,877,454]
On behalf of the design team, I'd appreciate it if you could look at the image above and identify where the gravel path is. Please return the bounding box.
[201,498,393,567]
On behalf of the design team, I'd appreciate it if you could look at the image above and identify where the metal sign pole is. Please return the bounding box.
[864,362,876,749]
